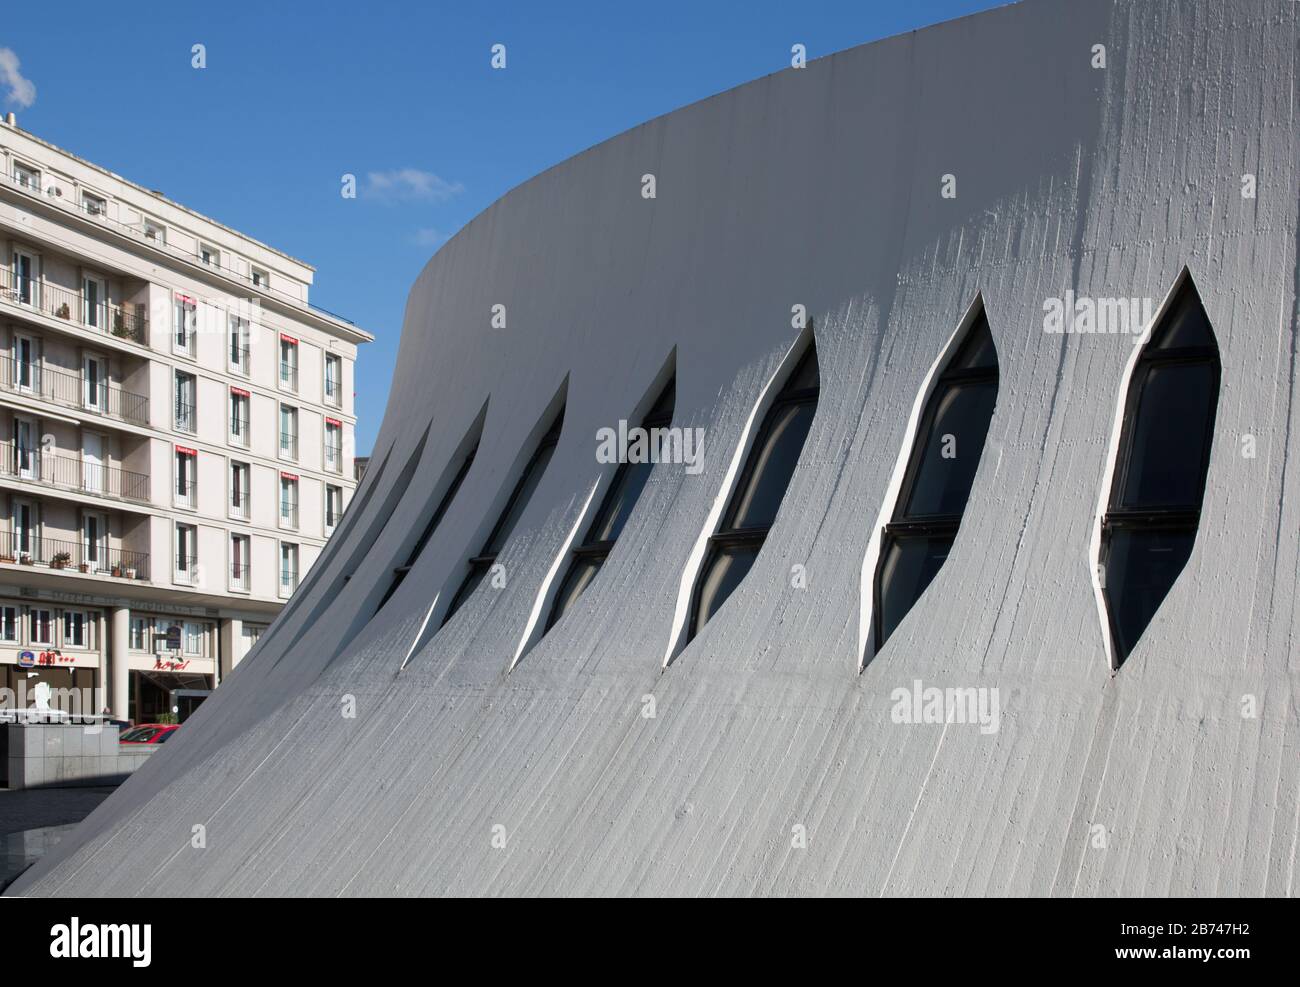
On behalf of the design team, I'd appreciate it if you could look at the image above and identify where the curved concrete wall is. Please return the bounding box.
[16,0,1300,896]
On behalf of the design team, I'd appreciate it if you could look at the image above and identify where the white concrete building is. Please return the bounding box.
[14,0,1299,898]
[0,116,371,724]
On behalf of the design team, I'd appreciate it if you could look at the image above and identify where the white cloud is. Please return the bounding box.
[410,228,449,247]
[0,48,36,109]
[364,169,463,203]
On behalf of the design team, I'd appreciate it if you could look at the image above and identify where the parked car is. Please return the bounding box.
[119,724,179,745]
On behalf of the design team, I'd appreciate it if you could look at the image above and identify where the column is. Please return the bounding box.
[110,606,130,720]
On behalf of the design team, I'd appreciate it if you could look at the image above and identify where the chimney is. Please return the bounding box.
[3,112,15,127]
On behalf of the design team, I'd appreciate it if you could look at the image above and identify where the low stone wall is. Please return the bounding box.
[2,723,155,790]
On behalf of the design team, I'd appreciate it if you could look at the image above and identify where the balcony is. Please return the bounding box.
[230,487,250,520]
[228,344,250,376]
[0,530,149,580]
[0,353,149,426]
[324,442,343,473]
[279,432,298,460]
[175,478,197,510]
[278,361,298,391]
[279,568,298,596]
[279,500,299,529]
[230,562,250,592]
[0,265,147,345]
[0,445,150,503]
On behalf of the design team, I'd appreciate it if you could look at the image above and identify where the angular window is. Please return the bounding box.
[1099,278,1219,666]
[688,345,819,640]
[376,435,479,615]
[874,309,998,651]
[548,378,675,631]
[442,405,565,625]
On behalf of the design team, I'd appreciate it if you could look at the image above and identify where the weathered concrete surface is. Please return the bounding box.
[13,0,1300,896]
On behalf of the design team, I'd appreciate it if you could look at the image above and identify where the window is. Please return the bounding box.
[279,473,299,528]
[30,608,53,645]
[0,605,16,642]
[873,309,999,652]
[279,405,298,459]
[688,345,819,642]
[230,460,251,520]
[174,370,196,432]
[82,511,108,571]
[11,331,37,392]
[229,388,250,446]
[1099,278,1220,666]
[376,440,477,614]
[83,353,107,412]
[549,378,676,631]
[324,419,342,473]
[82,191,106,217]
[129,615,149,651]
[231,533,250,590]
[14,162,39,190]
[83,275,107,330]
[325,484,343,532]
[12,247,39,306]
[443,405,565,625]
[143,219,166,244]
[183,621,208,656]
[175,446,197,509]
[198,243,219,267]
[278,334,298,391]
[324,353,342,406]
[175,522,197,584]
[173,294,197,355]
[229,315,250,374]
[251,267,268,289]
[279,542,299,597]
[62,611,91,649]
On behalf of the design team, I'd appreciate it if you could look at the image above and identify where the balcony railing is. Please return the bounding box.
[0,264,147,344]
[228,343,250,374]
[279,568,298,595]
[0,353,149,426]
[278,362,298,391]
[0,445,150,503]
[0,530,150,580]
[230,488,250,520]
[175,479,197,510]
[230,562,250,591]
[175,400,196,433]
[279,432,298,459]
[230,413,250,446]
[1,168,356,328]
[175,554,198,585]
[324,443,343,473]
[324,376,342,407]
[279,501,299,528]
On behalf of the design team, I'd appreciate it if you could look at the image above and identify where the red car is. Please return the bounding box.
[119,724,179,745]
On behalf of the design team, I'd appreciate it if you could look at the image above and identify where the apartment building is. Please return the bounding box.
[0,115,372,724]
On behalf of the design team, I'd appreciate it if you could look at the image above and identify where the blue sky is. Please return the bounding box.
[2,0,1000,454]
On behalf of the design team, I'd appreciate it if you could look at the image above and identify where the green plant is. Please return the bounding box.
[50,551,72,567]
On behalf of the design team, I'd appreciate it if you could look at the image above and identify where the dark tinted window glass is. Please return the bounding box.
[729,401,817,529]
[1117,362,1216,509]
[950,317,997,369]
[785,348,820,391]
[877,535,953,646]
[902,380,997,518]
[1103,527,1195,658]
[1151,294,1214,350]
[588,461,655,544]
[694,544,760,630]
[485,441,557,555]
[547,557,604,629]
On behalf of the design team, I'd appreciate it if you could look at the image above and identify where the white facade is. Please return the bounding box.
[0,118,371,723]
